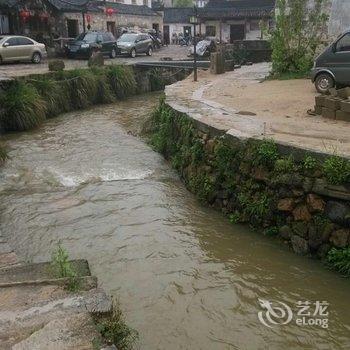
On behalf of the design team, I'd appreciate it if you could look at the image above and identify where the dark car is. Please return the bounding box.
[66,31,117,59]
[116,33,153,58]
[311,30,350,93]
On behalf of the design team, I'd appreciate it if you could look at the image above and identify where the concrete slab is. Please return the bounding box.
[165,63,350,159]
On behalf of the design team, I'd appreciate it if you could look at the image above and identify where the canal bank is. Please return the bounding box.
[147,65,350,275]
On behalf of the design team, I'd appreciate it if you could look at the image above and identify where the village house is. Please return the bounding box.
[0,0,162,42]
[162,0,275,45]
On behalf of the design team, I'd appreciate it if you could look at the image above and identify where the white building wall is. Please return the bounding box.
[328,0,350,37]
[105,0,152,7]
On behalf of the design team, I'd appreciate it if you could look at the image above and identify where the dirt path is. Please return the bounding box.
[167,64,350,158]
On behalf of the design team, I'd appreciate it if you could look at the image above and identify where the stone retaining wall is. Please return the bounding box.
[148,100,350,273]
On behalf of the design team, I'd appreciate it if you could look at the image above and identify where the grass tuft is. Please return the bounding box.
[108,65,136,99]
[326,247,350,276]
[93,299,138,350]
[0,143,8,165]
[0,81,46,131]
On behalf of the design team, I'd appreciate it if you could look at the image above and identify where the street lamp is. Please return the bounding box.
[189,6,199,82]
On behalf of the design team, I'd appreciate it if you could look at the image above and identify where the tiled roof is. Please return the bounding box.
[164,0,275,23]
[201,0,275,18]
[163,7,194,24]
[103,2,160,16]
[46,0,92,12]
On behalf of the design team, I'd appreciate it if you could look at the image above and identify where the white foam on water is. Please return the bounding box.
[52,168,153,187]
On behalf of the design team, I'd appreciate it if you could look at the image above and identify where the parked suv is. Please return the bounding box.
[0,35,46,64]
[117,33,153,58]
[66,31,117,59]
[311,30,350,93]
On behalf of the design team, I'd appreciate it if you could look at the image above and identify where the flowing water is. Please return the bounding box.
[0,93,349,350]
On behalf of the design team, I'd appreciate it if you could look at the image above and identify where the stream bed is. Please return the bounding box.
[0,93,349,350]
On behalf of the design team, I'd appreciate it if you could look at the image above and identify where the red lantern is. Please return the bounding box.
[19,9,31,22]
[39,11,49,22]
[86,14,91,23]
[105,8,115,16]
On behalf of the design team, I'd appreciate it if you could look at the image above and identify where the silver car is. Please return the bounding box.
[0,35,47,64]
[117,33,153,58]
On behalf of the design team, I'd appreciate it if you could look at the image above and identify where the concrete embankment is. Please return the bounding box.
[147,66,350,274]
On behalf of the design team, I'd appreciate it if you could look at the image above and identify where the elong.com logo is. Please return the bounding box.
[258,299,329,329]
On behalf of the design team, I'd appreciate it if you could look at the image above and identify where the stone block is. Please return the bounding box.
[292,221,308,238]
[321,107,336,119]
[306,193,325,213]
[48,59,65,72]
[336,87,350,99]
[291,235,310,255]
[210,52,225,75]
[88,51,104,67]
[292,204,312,222]
[279,225,292,240]
[277,198,295,212]
[315,95,326,107]
[325,201,350,227]
[314,105,322,115]
[336,110,350,122]
[340,100,350,113]
[329,229,350,248]
[323,98,341,111]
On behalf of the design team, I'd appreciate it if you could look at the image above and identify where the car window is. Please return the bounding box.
[336,33,350,52]
[17,37,34,45]
[4,37,18,46]
[103,33,115,41]
[78,33,97,43]
[119,34,137,42]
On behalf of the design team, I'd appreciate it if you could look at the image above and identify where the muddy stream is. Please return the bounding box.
[0,93,349,350]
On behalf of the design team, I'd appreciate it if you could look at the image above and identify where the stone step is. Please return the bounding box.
[0,259,90,284]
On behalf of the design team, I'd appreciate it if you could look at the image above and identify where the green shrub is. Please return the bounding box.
[29,77,70,117]
[326,248,350,276]
[51,244,80,292]
[63,69,99,109]
[93,299,138,350]
[323,156,350,185]
[303,155,317,171]
[274,155,295,173]
[263,226,279,236]
[229,212,241,224]
[254,139,279,167]
[108,65,136,99]
[149,68,165,91]
[0,81,46,131]
[90,67,115,104]
[189,174,215,202]
[48,59,65,72]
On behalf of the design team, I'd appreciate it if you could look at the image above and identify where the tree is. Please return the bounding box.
[174,0,193,7]
[270,0,329,75]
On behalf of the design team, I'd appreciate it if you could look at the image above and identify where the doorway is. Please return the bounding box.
[67,19,79,38]
[230,24,245,42]
[107,21,116,37]
[163,25,169,45]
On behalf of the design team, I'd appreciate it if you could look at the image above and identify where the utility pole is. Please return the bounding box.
[190,6,199,82]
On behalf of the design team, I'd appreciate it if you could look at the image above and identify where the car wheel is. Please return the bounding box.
[32,52,41,64]
[130,48,136,58]
[110,47,117,59]
[315,73,335,94]
[146,46,152,56]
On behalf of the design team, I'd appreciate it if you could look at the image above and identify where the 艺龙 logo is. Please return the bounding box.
[258,299,293,328]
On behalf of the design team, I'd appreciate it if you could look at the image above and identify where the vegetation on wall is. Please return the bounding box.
[0,144,7,165]
[269,0,329,76]
[147,99,350,275]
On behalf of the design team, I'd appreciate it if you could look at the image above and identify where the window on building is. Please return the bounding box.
[250,21,260,31]
[336,33,350,52]
[205,26,216,37]
[143,0,148,5]
[67,19,79,38]
[131,0,137,4]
